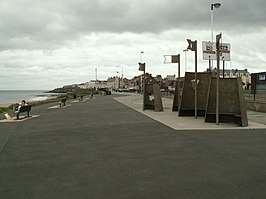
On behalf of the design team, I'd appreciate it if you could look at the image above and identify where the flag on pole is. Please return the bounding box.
[187,39,197,51]
[138,62,145,71]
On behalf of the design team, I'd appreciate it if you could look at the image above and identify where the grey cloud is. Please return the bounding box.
[1,0,266,51]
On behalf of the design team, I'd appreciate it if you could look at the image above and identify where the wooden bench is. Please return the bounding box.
[16,105,32,120]
[59,98,67,107]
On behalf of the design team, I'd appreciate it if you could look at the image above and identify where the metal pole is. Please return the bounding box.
[195,41,198,119]
[143,68,145,111]
[140,51,144,62]
[211,6,214,43]
[185,51,187,72]
[117,71,119,90]
[121,65,123,88]
[209,56,211,71]
[140,51,144,94]
[140,75,142,94]
[183,49,188,72]
[95,68,98,81]
[211,5,214,70]
[210,3,221,70]
[216,33,222,125]
[223,59,225,78]
[178,56,181,108]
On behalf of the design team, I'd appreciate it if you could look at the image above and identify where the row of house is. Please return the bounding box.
[77,69,265,92]
[78,74,178,92]
[219,69,251,90]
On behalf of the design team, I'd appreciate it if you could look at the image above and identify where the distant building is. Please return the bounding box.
[106,77,116,89]
[220,69,251,89]
[130,75,141,91]
[79,81,96,89]
[79,80,107,89]
[166,75,176,81]
[164,75,176,90]
[145,73,157,84]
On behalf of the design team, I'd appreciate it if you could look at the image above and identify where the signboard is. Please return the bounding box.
[202,41,231,61]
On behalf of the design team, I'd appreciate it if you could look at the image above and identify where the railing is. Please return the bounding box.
[244,90,266,102]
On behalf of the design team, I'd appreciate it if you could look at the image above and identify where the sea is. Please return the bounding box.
[0,90,62,105]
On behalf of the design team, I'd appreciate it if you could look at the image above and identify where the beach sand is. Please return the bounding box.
[0,102,16,108]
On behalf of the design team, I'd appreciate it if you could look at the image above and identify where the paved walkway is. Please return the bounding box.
[1,94,266,199]
[114,93,266,130]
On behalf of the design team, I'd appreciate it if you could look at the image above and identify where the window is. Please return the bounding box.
[259,75,266,81]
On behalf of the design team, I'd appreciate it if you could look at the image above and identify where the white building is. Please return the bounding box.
[220,69,251,89]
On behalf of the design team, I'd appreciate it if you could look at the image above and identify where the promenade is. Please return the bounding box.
[115,93,266,129]
[0,94,266,199]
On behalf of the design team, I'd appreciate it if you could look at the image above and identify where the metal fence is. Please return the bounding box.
[244,90,266,102]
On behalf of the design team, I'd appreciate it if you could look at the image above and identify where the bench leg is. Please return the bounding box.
[16,114,19,120]
[27,111,30,117]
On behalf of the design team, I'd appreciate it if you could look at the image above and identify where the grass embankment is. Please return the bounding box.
[0,95,69,114]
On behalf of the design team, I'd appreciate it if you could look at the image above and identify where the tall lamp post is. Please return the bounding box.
[183,49,189,73]
[117,71,119,90]
[138,62,146,111]
[140,51,144,94]
[187,39,198,119]
[216,33,222,125]
[211,2,221,70]
[140,51,144,62]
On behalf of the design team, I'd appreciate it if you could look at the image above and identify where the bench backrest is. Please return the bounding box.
[19,105,32,113]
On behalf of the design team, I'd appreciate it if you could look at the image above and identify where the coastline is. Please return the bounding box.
[0,96,58,108]
[0,90,65,108]
[0,102,16,108]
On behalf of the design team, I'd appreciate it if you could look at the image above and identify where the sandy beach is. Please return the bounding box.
[0,102,17,108]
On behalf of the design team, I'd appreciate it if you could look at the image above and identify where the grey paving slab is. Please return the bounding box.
[114,93,266,130]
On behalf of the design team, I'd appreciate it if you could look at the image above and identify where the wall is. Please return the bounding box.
[246,101,266,112]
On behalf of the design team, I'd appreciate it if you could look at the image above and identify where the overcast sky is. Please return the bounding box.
[0,0,265,90]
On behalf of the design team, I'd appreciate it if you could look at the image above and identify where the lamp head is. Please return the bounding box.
[211,3,221,10]
[214,3,221,8]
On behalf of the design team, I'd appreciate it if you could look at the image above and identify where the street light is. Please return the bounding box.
[211,2,221,70]
[183,49,189,73]
[186,39,198,118]
[138,62,146,111]
[211,3,221,9]
[140,51,144,62]
[139,51,144,94]
[211,3,221,42]
[117,71,119,90]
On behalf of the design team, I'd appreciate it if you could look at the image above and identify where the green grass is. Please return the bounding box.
[0,106,12,113]
[0,95,70,113]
